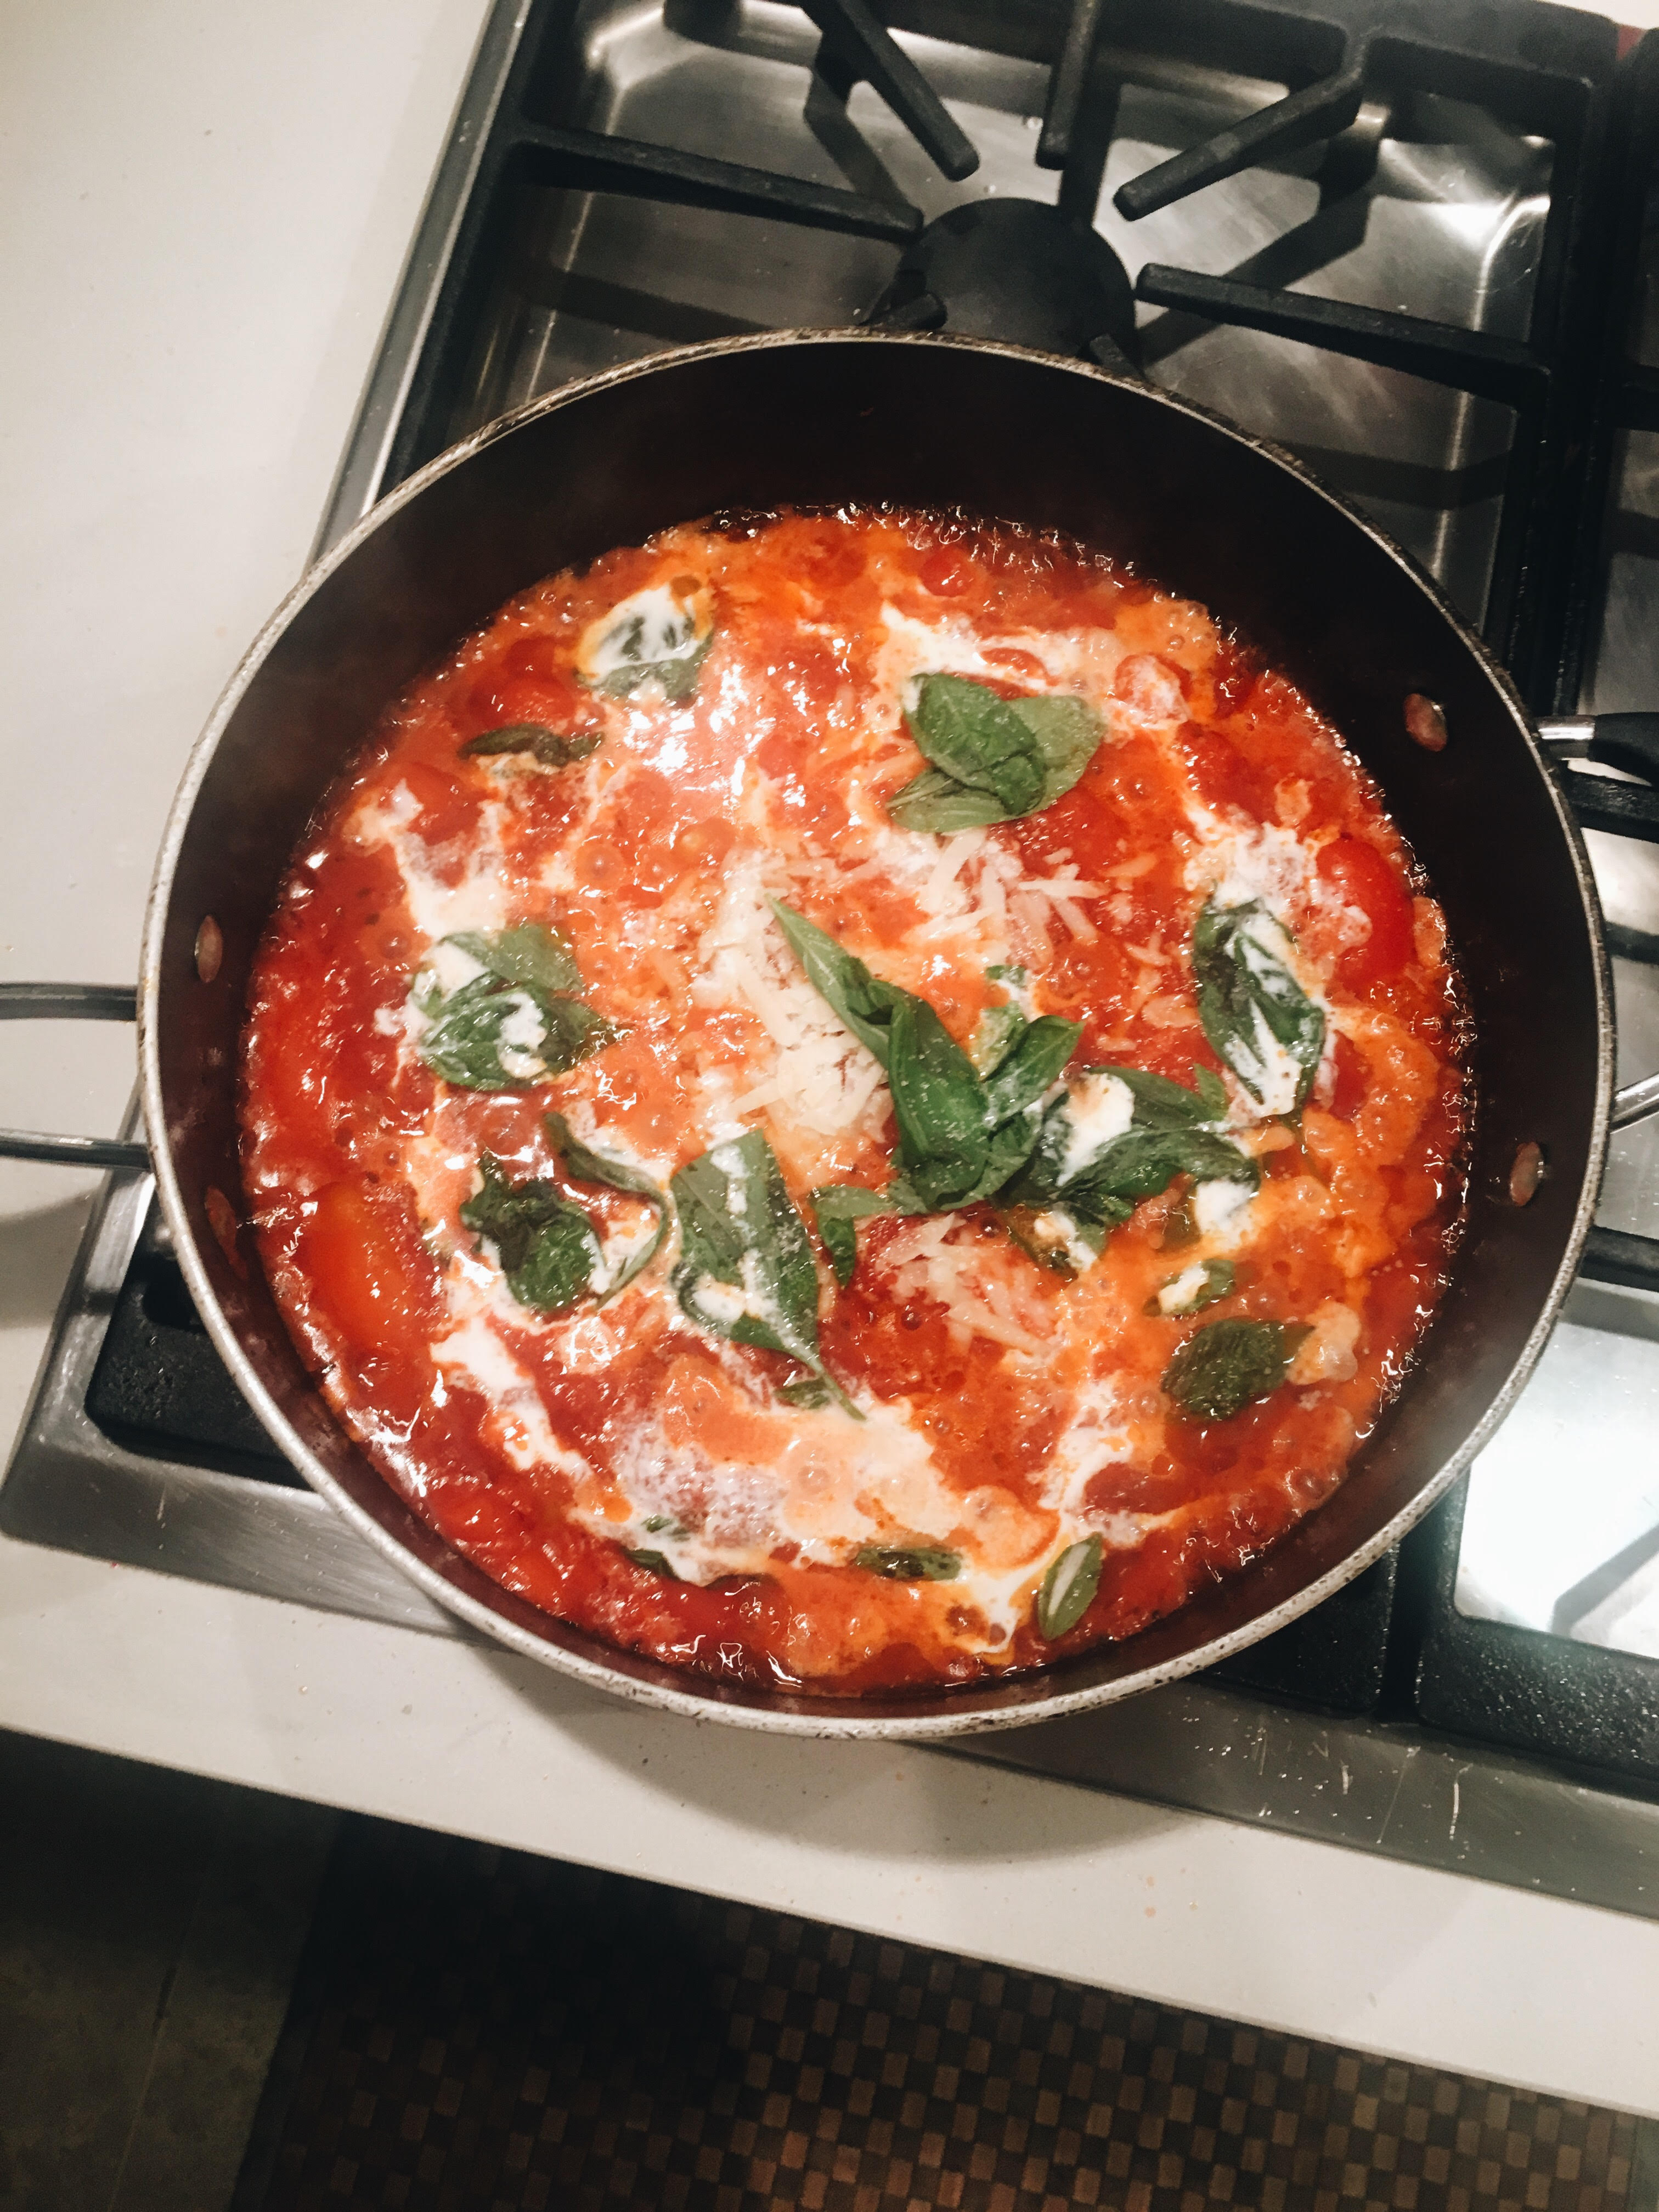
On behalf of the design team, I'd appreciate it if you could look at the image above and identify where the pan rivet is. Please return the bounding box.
[1404,694,1448,752]
[194,916,223,985]
[1509,1142,1545,1206]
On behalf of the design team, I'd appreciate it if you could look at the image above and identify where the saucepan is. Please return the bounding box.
[0,332,1628,1734]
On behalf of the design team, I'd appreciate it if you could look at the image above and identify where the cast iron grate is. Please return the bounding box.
[387,0,1621,706]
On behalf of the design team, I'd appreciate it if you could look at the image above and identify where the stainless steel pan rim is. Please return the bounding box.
[138,328,1615,1740]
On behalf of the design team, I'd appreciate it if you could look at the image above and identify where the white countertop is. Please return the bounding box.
[3,0,1658,2118]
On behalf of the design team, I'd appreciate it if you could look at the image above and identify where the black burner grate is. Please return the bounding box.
[388,0,1623,706]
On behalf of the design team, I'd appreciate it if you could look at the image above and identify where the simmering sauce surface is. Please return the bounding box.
[240,509,1467,1696]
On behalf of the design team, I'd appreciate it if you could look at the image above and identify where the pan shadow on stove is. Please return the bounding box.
[0,1190,100,1334]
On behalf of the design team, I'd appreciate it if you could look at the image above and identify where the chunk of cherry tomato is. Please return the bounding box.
[1317,836,1415,989]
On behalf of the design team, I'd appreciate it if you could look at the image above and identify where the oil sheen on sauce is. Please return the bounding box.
[239,508,1468,1698]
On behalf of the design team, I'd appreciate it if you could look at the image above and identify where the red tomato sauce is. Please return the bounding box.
[240,508,1468,1696]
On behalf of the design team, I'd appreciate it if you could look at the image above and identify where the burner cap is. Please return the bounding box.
[865,198,1138,374]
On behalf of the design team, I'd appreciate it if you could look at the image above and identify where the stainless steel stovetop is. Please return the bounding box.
[7,0,1659,1915]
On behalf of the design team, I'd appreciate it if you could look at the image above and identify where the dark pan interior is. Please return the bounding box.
[150,334,1605,1725]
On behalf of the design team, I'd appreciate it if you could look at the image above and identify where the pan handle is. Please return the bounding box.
[1538,712,1659,783]
[1538,718,1659,1128]
[0,984,150,1171]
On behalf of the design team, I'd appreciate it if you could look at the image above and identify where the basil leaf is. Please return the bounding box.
[1163,1193,1200,1248]
[998,1203,1101,1279]
[543,1113,669,1299]
[589,600,713,702]
[626,1547,677,1577]
[447,922,580,996]
[983,1015,1082,1123]
[671,1130,857,1418]
[1193,1065,1231,1120]
[958,1105,1051,1207]
[906,674,1047,815]
[1162,1317,1311,1421]
[460,723,602,768]
[1009,693,1106,803]
[1006,1066,1255,1208]
[1077,1126,1256,1206]
[887,995,991,1210]
[1146,1258,1237,1317]
[1193,898,1325,1110]
[810,1184,895,1289]
[888,678,1104,832]
[773,912,1074,1223]
[777,1375,834,1408]
[1094,1063,1226,1131]
[419,978,607,1089]
[1036,1535,1103,1639]
[460,1153,601,1314]
[415,927,614,1090]
[767,901,910,1066]
[886,769,1013,835]
[852,1544,961,1582]
[969,998,1028,1077]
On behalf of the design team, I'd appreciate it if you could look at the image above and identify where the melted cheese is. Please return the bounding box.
[1058,1072,1135,1180]
[693,854,889,1143]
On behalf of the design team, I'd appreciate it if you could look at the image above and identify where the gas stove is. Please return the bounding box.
[7,0,1659,1909]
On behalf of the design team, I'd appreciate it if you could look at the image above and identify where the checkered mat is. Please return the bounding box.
[232,1818,1647,2212]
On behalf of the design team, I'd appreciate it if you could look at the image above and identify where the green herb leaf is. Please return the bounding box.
[809,1184,895,1289]
[588,597,713,702]
[625,1548,678,1578]
[1192,898,1325,1110]
[776,1375,834,1408]
[1162,1193,1199,1248]
[887,995,991,1211]
[1094,1063,1226,1131]
[772,912,1075,1227]
[1193,1065,1231,1119]
[953,1106,1050,1209]
[1074,1126,1257,1207]
[887,676,1104,832]
[642,1515,685,1537]
[1036,1535,1103,1639]
[852,1544,961,1582]
[998,1204,1098,1279]
[1003,1068,1257,1232]
[1011,693,1108,800]
[460,1153,601,1314]
[969,998,1028,1077]
[418,978,612,1090]
[445,922,580,996]
[415,926,614,1091]
[768,901,909,1066]
[982,1014,1083,1123]
[1146,1258,1237,1317]
[1162,1317,1310,1421]
[543,1112,670,1299]
[459,723,603,768]
[886,769,1014,835]
[671,1130,858,1418]
[905,675,1047,814]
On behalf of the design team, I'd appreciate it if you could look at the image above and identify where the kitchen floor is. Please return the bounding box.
[2,1732,1655,2212]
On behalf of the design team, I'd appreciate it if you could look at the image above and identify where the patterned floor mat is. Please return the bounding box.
[232,1818,1647,2212]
